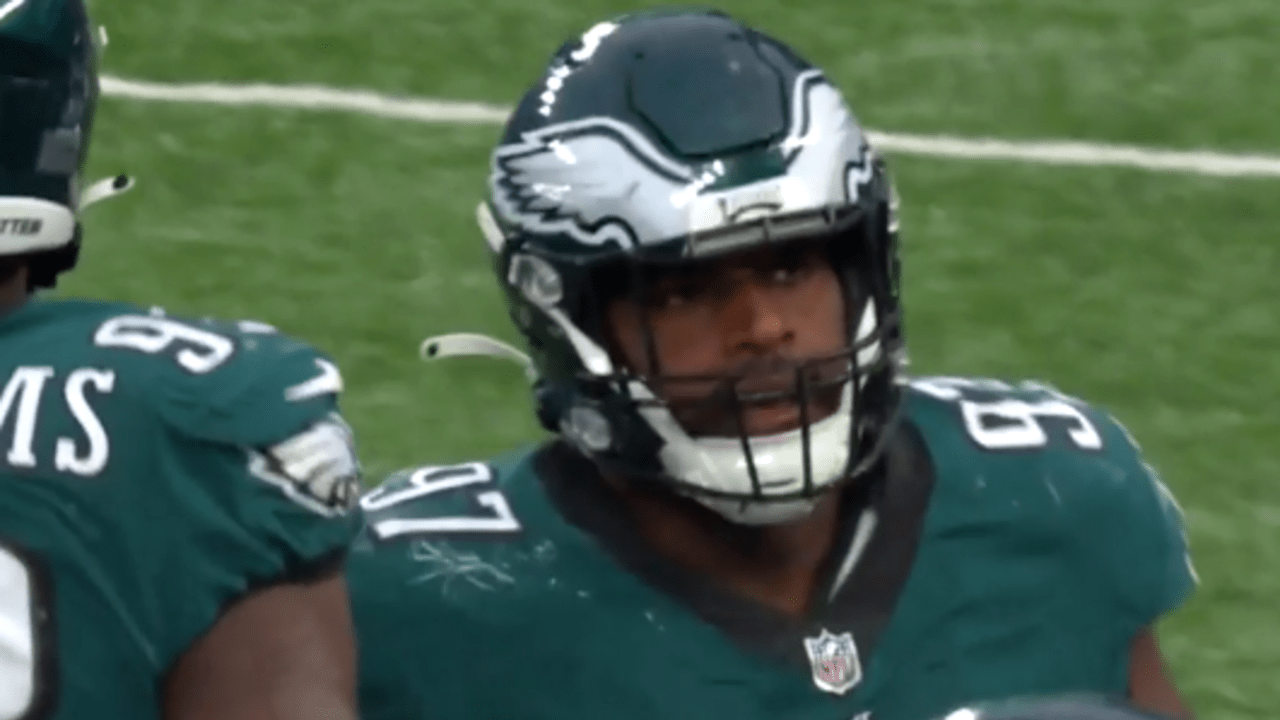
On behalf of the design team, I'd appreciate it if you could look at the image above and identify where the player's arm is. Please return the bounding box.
[159,412,363,720]
[1118,473,1196,720]
[110,314,366,720]
[1089,416,1198,719]
[1128,627,1193,720]
[164,567,358,720]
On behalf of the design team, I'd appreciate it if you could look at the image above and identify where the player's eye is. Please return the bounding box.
[762,246,823,285]
[648,271,713,309]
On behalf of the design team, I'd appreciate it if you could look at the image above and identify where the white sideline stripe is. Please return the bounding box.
[100,75,1280,179]
[101,75,511,124]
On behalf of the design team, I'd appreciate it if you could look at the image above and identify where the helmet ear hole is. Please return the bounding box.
[533,380,566,433]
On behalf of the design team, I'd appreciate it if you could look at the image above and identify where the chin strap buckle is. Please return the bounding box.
[80,174,135,211]
[419,332,537,382]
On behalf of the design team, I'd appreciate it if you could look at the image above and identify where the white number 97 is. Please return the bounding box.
[911,377,1103,451]
[94,315,234,374]
[960,398,1102,450]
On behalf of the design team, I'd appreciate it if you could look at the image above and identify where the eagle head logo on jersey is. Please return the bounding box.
[803,628,863,695]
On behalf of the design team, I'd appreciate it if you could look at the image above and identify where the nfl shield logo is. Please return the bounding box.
[802,628,863,695]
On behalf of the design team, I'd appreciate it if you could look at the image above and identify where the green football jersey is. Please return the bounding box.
[0,298,363,720]
[349,376,1195,720]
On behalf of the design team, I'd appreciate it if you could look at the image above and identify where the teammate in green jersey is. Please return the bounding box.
[0,2,363,718]
[348,9,1196,720]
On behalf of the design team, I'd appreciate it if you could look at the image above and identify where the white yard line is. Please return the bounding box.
[101,75,1280,179]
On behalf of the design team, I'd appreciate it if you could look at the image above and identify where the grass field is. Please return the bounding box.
[66,0,1279,715]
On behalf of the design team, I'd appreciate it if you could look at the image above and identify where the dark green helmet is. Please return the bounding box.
[442,9,905,524]
[0,0,130,287]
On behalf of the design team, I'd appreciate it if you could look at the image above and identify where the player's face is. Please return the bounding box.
[606,241,849,438]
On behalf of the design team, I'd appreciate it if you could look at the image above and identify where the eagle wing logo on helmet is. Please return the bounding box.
[490,117,695,249]
[778,71,874,205]
[490,70,874,249]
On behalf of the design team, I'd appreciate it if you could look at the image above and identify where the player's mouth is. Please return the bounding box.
[665,375,845,438]
[740,397,831,436]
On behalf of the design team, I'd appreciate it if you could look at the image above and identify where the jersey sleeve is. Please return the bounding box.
[1085,411,1198,628]
[145,316,350,448]
[905,377,1196,636]
[95,311,364,574]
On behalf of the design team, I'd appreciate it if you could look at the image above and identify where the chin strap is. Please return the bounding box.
[80,174,135,211]
[419,332,538,382]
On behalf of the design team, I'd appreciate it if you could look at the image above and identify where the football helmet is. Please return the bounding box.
[0,0,132,287]
[434,9,905,524]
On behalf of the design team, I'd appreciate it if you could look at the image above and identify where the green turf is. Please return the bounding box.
[95,0,1280,149]
[71,0,1280,716]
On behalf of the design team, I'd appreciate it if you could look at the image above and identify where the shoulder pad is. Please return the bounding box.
[905,375,1196,619]
[91,310,345,447]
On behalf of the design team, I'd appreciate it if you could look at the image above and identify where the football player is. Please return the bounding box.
[0,1,363,718]
[348,9,1196,720]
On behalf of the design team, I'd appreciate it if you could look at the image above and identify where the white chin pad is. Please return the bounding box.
[635,378,856,496]
[696,495,823,526]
